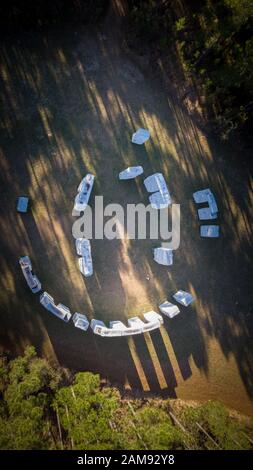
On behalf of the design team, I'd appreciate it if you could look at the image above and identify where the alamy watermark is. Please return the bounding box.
[72,196,181,250]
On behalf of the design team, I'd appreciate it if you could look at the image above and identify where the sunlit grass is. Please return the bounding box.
[0,10,252,416]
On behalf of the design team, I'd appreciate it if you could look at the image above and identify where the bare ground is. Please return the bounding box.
[0,1,253,416]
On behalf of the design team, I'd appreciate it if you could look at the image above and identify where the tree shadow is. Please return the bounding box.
[0,0,252,415]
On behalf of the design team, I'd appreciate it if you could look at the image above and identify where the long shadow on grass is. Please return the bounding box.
[0,4,252,408]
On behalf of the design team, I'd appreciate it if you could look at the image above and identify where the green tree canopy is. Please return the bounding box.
[0,346,60,449]
[0,348,252,450]
[53,372,120,450]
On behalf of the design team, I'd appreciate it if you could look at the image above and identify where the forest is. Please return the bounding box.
[0,347,252,450]
[1,1,252,139]
[126,0,253,140]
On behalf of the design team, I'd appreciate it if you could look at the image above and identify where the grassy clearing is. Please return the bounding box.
[0,2,252,416]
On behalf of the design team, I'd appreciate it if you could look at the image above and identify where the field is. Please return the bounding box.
[0,2,253,416]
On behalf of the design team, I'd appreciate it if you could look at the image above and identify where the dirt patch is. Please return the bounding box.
[0,0,252,416]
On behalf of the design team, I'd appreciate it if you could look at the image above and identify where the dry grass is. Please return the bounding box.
[0,1,252,416]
